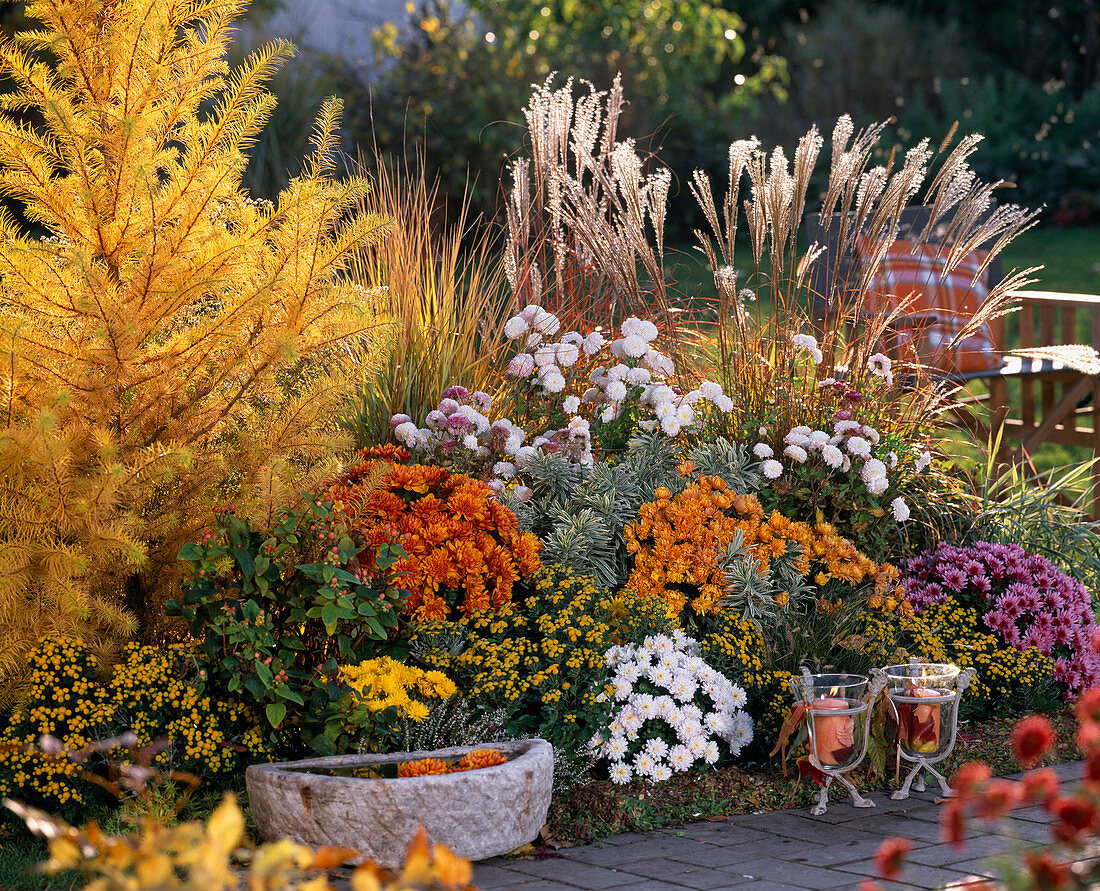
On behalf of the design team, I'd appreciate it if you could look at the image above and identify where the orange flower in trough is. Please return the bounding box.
[454,748,508,772]
[397,758,450,778]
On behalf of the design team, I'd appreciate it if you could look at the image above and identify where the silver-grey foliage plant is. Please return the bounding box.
[502,435,762,588]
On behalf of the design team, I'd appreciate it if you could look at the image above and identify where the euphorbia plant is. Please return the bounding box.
[170,501,407,756]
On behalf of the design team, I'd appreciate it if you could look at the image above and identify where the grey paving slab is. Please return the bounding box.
[833,859,983,889]
[497,857,639,888]
[469,764,1085,891]
[615,855,757,888]
[903,833,1016,867]
[722,857,862,888]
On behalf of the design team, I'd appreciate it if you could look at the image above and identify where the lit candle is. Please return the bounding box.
[901,686,942,754]
[809,697,855,766]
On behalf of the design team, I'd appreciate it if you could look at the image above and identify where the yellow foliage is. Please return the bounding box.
[0,0,388,689]
[18,795,476,891]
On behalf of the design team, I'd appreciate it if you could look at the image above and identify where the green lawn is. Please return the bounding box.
[1002,227,1100,294]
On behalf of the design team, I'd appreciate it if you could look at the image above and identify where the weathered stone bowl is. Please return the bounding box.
[245,738,553,867]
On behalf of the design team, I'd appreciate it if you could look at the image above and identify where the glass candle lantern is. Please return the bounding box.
[881,661,976,799]
[788,669,886,816]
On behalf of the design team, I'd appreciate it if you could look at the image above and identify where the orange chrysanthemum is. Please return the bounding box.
[397,757,450,778]
[453,748,508,772]
[623,476,893,616]
[326,459,540,621]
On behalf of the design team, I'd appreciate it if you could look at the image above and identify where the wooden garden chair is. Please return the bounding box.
[804,209,1100,519]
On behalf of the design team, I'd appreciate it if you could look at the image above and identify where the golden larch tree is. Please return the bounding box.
[0,0,386,695]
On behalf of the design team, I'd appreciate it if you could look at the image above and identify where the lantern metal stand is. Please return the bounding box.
[881,661,976,800]
[789,668,887,816]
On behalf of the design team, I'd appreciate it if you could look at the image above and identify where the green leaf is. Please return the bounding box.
[255,660,273,685]
[178,543,203,561]
[276,686,305,705]
[234,546,256,577]
[266,702,287,728]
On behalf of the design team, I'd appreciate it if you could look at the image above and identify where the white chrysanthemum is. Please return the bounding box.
[915,450,933,472]
[784,444,808,464]
[561,395,581,414]
[460,433,479,450]
[886,451,899,468]
[675,402,695,425]
[713,394,734,412]
[753,442,774,459]
[567,416,590,439]
[626,366,652,386]
[504,432,525,456]
[606,736,628,760]
[583,331,605,355]
[393,421,419,447]
[493,461,516,479]
[651,763,673,782]
[660,416,681,437]
[514,445,539,467]
[620,334,649,358]
[633,751,656,778]
[512,484,533,502]
[868,352,893,382]
[531,308,561,336]
[607,364,629,382]
[698,380,723,400]
[784,430,811,448]
[455,404,490,433]
[846,436,872,459]
[525,331,543,347]
[792,333,818,352]
[540,368,567,393]
[644,738,669,760]
[668,745,692,772]
[609,762,632,784]
[504,315,528,339]
[438,398,459,414]
[821,444,844,469]
[891,497,910,522]
[761,459,783,479]
[868,475,888,496]
[520,303,541,323]
[556,342,581,367]
[644,349,675,376]
[507,353,535,377]
[861,458,887,481]
[808,430,830,449]
[601,404,618,424]
[703,740,721,764]
[861,425,881,445]
[534,343,558,367]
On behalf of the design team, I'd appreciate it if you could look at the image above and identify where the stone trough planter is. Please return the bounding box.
[245,738,553,867]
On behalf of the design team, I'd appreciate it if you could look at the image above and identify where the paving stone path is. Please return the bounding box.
[471,762,1088,890]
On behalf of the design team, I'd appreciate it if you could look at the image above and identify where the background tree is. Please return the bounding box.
[0,0,385,697]
[332,0,785,226]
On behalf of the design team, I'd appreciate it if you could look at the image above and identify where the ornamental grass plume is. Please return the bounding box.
[689,115,1040,457]
[344,154,515,448]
